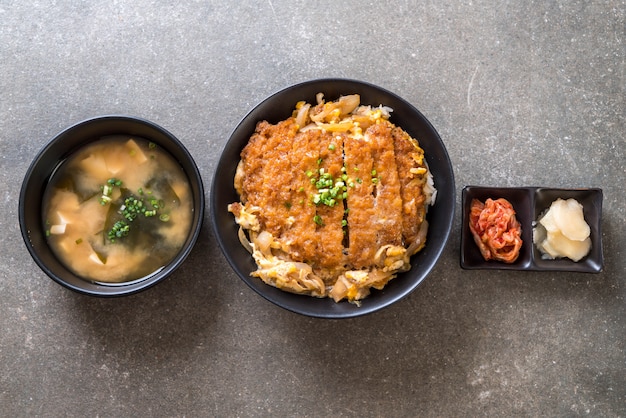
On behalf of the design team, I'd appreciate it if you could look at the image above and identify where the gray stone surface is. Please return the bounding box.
[1,1,624,416]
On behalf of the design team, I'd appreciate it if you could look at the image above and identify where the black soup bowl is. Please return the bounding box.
[211,79,455,318]
[19,116,205,296]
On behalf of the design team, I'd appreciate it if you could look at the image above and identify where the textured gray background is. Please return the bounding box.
[1,1,624,417]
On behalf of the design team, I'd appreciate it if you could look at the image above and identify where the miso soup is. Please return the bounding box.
[42,135,193,283]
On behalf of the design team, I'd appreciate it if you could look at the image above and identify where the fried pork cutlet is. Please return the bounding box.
[229,94,434,304]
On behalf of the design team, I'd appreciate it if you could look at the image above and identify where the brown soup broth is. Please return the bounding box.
[42,135,193,283]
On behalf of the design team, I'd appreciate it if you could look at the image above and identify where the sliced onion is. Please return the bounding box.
[295,103,310,129]
[337,94,360,115]
[407,220,429,255]
[237,227,253,254]
[255,230,273,253]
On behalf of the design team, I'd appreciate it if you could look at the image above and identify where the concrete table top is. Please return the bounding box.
[1,1,624,416]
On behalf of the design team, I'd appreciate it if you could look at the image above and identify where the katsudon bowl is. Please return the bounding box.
[211,79,454,318]
[19,116,205,297]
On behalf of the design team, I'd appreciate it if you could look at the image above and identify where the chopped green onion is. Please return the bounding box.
[99,178,170,243]
[306,165,350,208]
[108,220,129,242]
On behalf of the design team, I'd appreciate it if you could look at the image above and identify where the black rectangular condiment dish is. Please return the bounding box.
[461,186,603,273]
